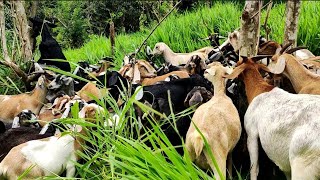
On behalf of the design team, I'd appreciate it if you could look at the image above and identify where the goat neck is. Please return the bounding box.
[282,54,320,93]
[212,76,226,97]
[41,24,52,42]
[243,65,274,104]
[162,45,177,61]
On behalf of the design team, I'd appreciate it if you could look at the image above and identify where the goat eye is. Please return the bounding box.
[142,66,148,71]
[156,46,159,49]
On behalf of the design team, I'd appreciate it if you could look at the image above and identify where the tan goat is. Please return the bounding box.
[118,59,189,85]
[185,62,241,180]
[152,42,207,66]
[0,75,48,122]
[268,46,320,94]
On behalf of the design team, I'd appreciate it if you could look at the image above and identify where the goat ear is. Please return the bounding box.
[11,117,20,128]
[223,63,247,79]
[251,55,273,62]
[257,64,271,73]
[118,65,130,76]
[268,56,286,74]
[285,47,307,54]
[132,65,141,84]
[200,60,207,70]
[134,86,144,101]
[63,77,73,86]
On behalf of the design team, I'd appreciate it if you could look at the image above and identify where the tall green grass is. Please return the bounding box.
[64,1,320,70]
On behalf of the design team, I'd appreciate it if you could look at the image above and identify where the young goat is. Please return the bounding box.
[185,62,241,180]
[268,45,320,94]
[0,75,47,122]
[226,56,320,180]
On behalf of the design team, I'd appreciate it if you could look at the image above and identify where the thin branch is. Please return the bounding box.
[250,0,272,19]
[134,0,182,56]
[263,1,273,40]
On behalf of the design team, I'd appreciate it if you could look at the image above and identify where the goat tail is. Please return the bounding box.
[192,131,207,158]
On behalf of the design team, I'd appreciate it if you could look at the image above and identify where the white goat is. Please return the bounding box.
[226,56,320,180]
[185,62,241,180]
[0,125,83,179]
[152,42,207,66]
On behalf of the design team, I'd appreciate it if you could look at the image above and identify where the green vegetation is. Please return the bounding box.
[64,1,320,70]
[1,2,320,179]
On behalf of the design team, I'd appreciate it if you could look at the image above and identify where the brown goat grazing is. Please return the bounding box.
[0,75,48,122]
[268,45,320,94]
[185,62,241,180]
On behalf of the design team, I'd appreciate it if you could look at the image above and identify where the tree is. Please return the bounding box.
[283,0,300,48]
[239,0,262,57]
[12,0,32,61]
[0,0,10,62]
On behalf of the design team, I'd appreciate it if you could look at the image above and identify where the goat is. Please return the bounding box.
[268,45,320,94]
[0,75,47,122]
[0,124,84,179]
[152,42,207,66]
[46,74,75,102]
[73,60,114,91]
[225,56,320,180]
[136,75,213,155]
[184,86,213,107]
[300,56,320,74]
[0,118,58,163]
[38,95,72,126]
[119,59,189,85]
[11,110,40,129]
[185,62,241,180]
[29,17,70,72]
[156,62,183,76]
[77,71,128,103]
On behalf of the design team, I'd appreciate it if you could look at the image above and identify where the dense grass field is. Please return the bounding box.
[63,1,320,69]
[1,2,320,179]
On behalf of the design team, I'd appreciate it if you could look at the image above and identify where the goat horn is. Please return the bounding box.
[280,42,293,54]
[251,55,273,62]
[285,46,308,54]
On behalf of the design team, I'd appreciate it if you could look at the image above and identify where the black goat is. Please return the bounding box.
[156,62,182,76]
[135,75,213,154]
[30,17,71,72]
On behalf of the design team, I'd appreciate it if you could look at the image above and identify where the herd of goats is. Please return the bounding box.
[0,17,320,180]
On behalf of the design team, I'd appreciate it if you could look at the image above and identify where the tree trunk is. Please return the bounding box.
[13,0,32,61]
[0,0,10,62]
[283,0,300,48]
[240,0,262,57]
[109,21,115,57]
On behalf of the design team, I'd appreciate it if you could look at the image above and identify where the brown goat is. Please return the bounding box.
[0,76,48,122]
[268,45,320,94]
[119,60,189,85]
